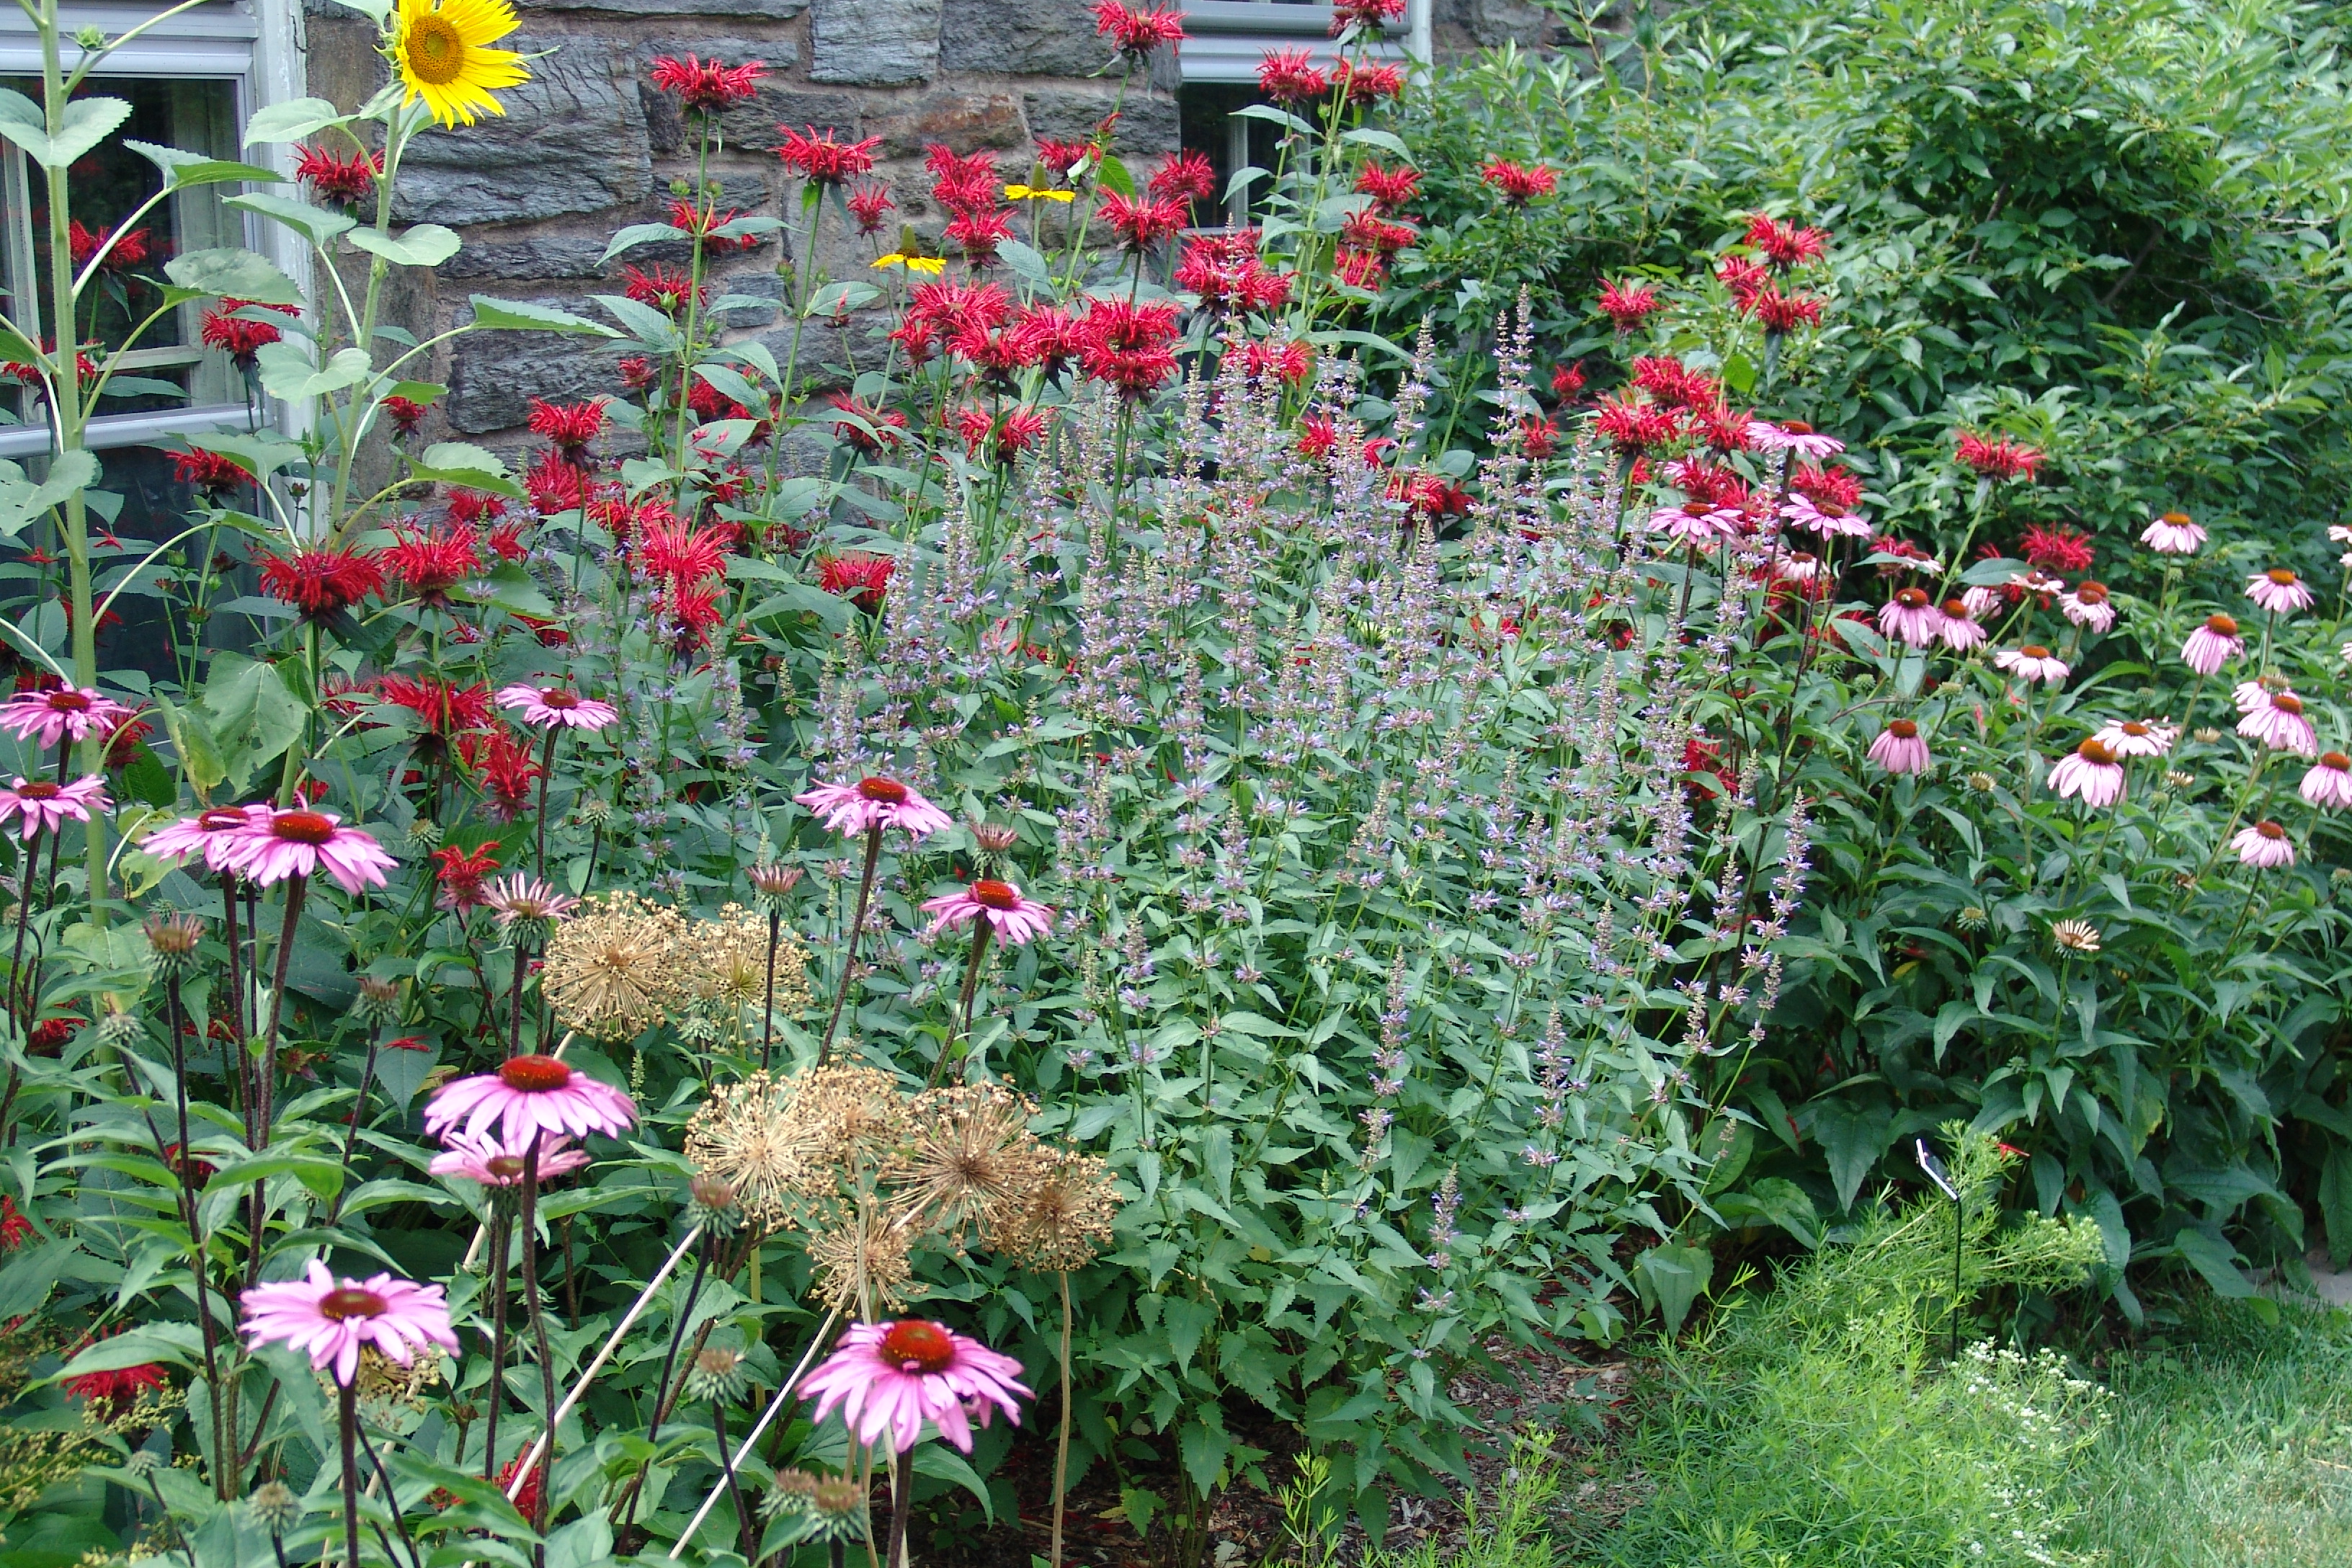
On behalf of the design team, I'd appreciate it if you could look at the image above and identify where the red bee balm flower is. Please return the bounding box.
[431,842,502,911]
[778,125,883,184]
[2018,524,2094,575]
[649,53,769,115]
[385,522,484,605]
[1955,430,2044,481]
[201,307,282,367]
[1593,393,1682,455]
[1257,48,1329,103]
[1355,161,1420,210]
[1335,61,1405,103]
[172,448,251,495]
[819,551,896,613]
[383,394,430,437]
[1100,191,1188,252]
[847,181,896,235]
[1149,148,1216,204]
[295,143,383,206]
[1750,285,1825,333]
[1329,0,1404,29]
[1597,278,1662,331]
[527,396,607,452]
[1745,212,1830,269]
[1480,159,1556,204]
[1095,1,1185,56]
[259,546,386,618]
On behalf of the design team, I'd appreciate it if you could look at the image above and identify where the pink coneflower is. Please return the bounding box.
[483,874,580,927]
[1878,588,1945,649]
[1747,419,1844,458]
[1782,493,1871,539]
[0,686,130,749]
[1867,719,1930,775]
[2059,581,2116,633]
[1995,645,2070,686]
[422,1053,638,1146]
[494,684,620,731]
[2237,690,2318,757]
[2246,568,2316,616]
[2232,820,2296,869]
[141,804,271,871]
[1936,598,1987,652]
[919,878,1056,944]
[1649,500,1744,546]
[795,776,954,842]
[800,1319,1030,1455]
[0,775,109,839]
[427,1129,592,1187]
[2232,679,2273,714]
[2302,751,2352,809]
[2046,739,2126,806]
[239,1261,458,1386]
[2093,719,2178,759]
[2139,512,2205,553]
[223,810,395,894]
[2181,615,2242,675]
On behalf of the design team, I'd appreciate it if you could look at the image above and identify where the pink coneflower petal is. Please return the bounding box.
[427,1129,592,1186]
[2236,691,2318,757]
[2182,615,2243,676]
[141,803,271,871]
[0,687,131,750]
[2139,513,2205,553]
[1866,720,1930,775]
[0,775,110,839]
[800,1319,1030,1455]
[223,808,396,894]
[495,682,620,731]
[422,1054,638,1147]
[1993,646,2070,687]
[2231,820,2296,868]
[919,878,1056,943]
[239,1260,458,1386]
[2301,752,2352,810]
[2245,569,2315,616]
[795,776,956,842]
[2046,740,2126,807]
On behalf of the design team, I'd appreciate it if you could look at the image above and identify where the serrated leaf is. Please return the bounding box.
[597,222,689,265]
[254,342,373,400]
[466,295,622,337]
[122,140,283,190]
[242,96,349,146]
[165,246,305,305]
[346,223,461,267]
[0,450,99,538]
[420,441,510,481]
[0,91,130,168]
[225,190,357,249]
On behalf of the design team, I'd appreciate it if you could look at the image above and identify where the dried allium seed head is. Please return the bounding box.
[790,1063,915,1180]
[352,1343,442,1409]
[683,1072,819,1231]
[995,1146,1122,1271]
[541,891,687,1040]
[888,1082,1047,1244]
[807,1207,916,1311]
[684,904,810,1023]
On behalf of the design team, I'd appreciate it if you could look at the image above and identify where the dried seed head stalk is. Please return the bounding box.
[886,1082,1047,1250]
[541,890,686,1039]
[683,1071,821,1231]
[806,1203,916,1312]
[680,902,811,1037]
[996,1146,1121,1273]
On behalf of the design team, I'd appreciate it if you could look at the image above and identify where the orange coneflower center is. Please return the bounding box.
[1683,500,1715,517]
[16,781,58,801]
[1941,598,1969,619]
[2075,582,2108,603]
[404,14,467,85]
[1895,588,1928,609]
[2121,722,2152,738]
[2325,752,2352,772]
[2078,739,2116,765]
[2274,694,2305,716]
[541,689,579,709]
[2268,568,2300,587]
[498,1054,573,1092]
[1781,420,1814,435]
[485,1155,528,1179]
[856,777,909,804]
[1816,500,1845,517]
[46,690,89,712]
[198,808,247,832]
[1888,719,1918,739]
[272,811,337,845]
[879,1319,957,1375]
[971,879,1021,911]
[2257,820,2286,839]
[2206,614,2238,636]
[2161,510,2192,525]
[319,1287,388,1320]
[2021,645,2052,659]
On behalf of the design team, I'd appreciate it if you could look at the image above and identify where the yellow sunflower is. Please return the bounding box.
[391,0,529,128]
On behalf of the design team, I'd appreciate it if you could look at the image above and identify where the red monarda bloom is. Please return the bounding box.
[1338,212,1417,254]
[172,448,249,496]
[1355,161,1420,210]
[649,53,770,115]
[826,392,908,455]
[819,552,895,613]
[201,307,282,367]
[1593,393,1683,455]
[383,394,430,437]
[1241,337,1314,386]
[458,728,541,819]
[623,263,703,315]
[385,522,484,605]
[958,406,1049,464]
[1745,212,1830,269]
[778,125,883,184]
[1335,61,1406,104]
[639,514,730,592]
[259,546,385,619]
[1175,231,1293,313]
[1715,252,1770,308]
[1956,430,2044,481]
[527,396,607,452]
[1480,159,1556,204]
[68,220,148,270]
[2018,524,2094,574]
[1149,148,1216,204]
[1330,0,1404,27]
[1095,0,1185,55]
[1334,247,1387,290]
[1790,462,1862,509]
[927,144,1000,215]
[1597,277,1662,331]
[1551,362,1585,401]
[525,448,585,515]
[378,676,494,736]
[1077,297,1182,399]
[295,143,383,206]
[1100,192,1188,252]
[1631,356,1718,410]
[945,208,1015,265]
[847,181,896,235]
[1750,285,1825,333]
[1257,47,1329,103]
[431,842,501,912]
[668,197,760,251]
[1519,416,1559,460]
[907,278,1012,338]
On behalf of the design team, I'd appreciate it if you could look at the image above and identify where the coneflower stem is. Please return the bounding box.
[713,1399,754,1564]
[484,1206,508,1487]
[521,1136,558,1553]
[817,827,883,1062]
[325,1028,382,1228]
[507,937,531,1061]
[338,1380,362,1568]
[886,1451,912,1568]
[930,922,993,1090]
[6,827,40,1026]
[162,972,231,1496]
[761,907,781,1067]
[1051,1271,1073,1568]
[255,872,308,1147]
[533,729,560,877]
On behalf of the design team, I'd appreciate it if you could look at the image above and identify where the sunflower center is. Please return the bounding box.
[2268,568,2299,587]
[2077,739,2116,765]
[2256,820,2286,839]
[485,1155,527,1179]
[1888,719,1917,739]
[16,781,58,801]
[271,810,336,845]
[541,689,579,708]
[1896,589,1927,608]
[2021,645,2051,659]
[498,1054,572,1092]
[2274,694,2304,716]
[857,776,909,803]
[971,878,1020,910]
[878,1319,957,1374]
[404,14,468,85]
[2206,614,2239,636]
[320,1287,387,1320]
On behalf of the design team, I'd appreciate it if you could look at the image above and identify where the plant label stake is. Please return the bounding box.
[1916,1139,1962,1361]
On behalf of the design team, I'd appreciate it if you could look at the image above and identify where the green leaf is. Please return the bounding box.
[0,91,131,169]
[2172,1227,2255,1298]
[597,222,689,265]
[1097,153,1136,199]
[0,450,99,538]
[2317,1147,2352,1268]
[420,441,510,481]
[164,246,305,305]
[254,342,373,401]
[48,1322,207,1383]
[346,223,462,267]
[466,295,621,337]
[0,1240,74,1319]
[189,431,306,480]
[242,96,350,146]
[911,1443,994,1520]
[122,140,284,190]
[226,191,357,249]
[1808,1097,1892,1213]
[151,690,230,793]
[1632,1242,1714,1335]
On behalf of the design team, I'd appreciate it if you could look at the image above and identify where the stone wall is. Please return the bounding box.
[304,0,1562,456]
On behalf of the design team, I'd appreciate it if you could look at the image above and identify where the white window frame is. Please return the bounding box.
[0,0,307,460]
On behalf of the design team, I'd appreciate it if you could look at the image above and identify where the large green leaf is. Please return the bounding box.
[164,246,304,305]
[466,295,620,337]
[254,342,373,401]
[346,223,462,267]
[122,139,284,190]
[1633,1242,1714,1335]
[241,96,349,146]
[0,90,130,168]
[0,450,98,538]
[226,191,357,249]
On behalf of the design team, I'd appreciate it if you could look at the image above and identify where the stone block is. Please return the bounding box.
[520,0,806,14]
[871,92,1027,160]
[394,35,652,226]
[939,0,1113,76]
[811,0,941,86]
[1023,89,1180,155]
[445,300,625,434]
[754,316,868,393]
[438,237,614,282]
[716,271,786,329]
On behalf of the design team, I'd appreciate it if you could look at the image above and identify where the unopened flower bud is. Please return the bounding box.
[971,821,1018,853]
[686,1345,746,1401]
[352,975,403,1028]
[406,818,444,850]
[748,863,803,901]
[74,24,106,47]
[143,913,205,976]
[249,1480,300,1532]
[689,1174,736,1211]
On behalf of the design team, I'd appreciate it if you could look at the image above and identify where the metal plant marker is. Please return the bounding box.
[1916,1139,1963,1360]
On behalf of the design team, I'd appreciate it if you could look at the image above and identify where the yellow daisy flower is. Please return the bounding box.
[391,0,529,128]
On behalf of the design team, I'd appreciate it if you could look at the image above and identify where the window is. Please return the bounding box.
[0,1,305,460]
[1176,1,1408,226]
